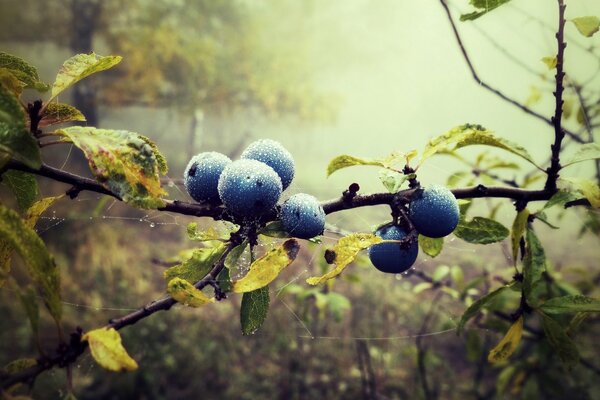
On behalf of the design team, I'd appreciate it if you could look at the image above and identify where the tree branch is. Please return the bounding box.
[544,0,567,192]
[438,0,584,144]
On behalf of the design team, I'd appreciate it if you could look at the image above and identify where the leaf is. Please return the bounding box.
[216,266,232,293]
[419,235,443,257]
[39,102,86,127]
[258,220,291,238]
[186,222,227,241]
[454,217,509,244]
[541,56,557,70]
[542,190,581,210]
[534,211,559,230]
[558,177,600,208]
[540,313,579,367]
[563,143,600,167]
[413,282,433,293]
[522,228,546,303]
[50,53,122,99]
[571,16,600,38]
[82,327,138,372]
[306,233,383,285]
[326,155,387,177]
[232,239,299,293]
[540,295,600,314]
[451,265,465,291]
[0,68,26,95]
[433,265,450,282]
[0,52,49,91]
[23,195,63,228]
[524,86,542,107]
[18,286,39,339]
[460,0,513,21]
[488,316,523,363]
[0,205,61,321]
[419,124,539,169]
[225,242,248,270]
[458,282,515,332]
[0,84,41,169]
[167,277,215,307]
[164,243,226,284]
[510,209,529,266]
[55,126,167,209]
[2,170,39,211]
[240,286,269,335]
[4,358,37,374]
[379,169,410,193]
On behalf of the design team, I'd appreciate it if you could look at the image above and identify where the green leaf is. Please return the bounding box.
[3,358,37,374]
[306,233,383,285]
[258,220,291,238]
[0,52,49,91]
[379,169,410,193]
[419,235,443,258]
[39,102,86,127]
[413,282,433,294]
[0,68,26,95]
[23,195,63,228]
[240,286,269,335]
[326,154,387,177]
[232,239,300,293]
[216,266,232,293]
[540,295,600,314]
[164,243,226,284]
[50,53,122,100]
[433,265,450,282]
[18,285,40,340]
[167,277,215,307]
[0,205,61,321]
[82,327,138,372]
[541,56,557,70]
[540,313,579,368]
[451,265,465,291]
[419,124,539,169]
[534,212,559,230]
[558,177,600,208]
[458,282,515,332]
[225,242,248,270]
[0,84,41,169]
[186,222,227,242]
[522,228,546,303]
[2,170,39,211]
[542,190,581,210]
[454,217,509,244]
[488,315,523,363]
[55,126,167,209]
[571,16,600,38]
[563,143,600,167]
[510,209,529,266]
[460,0,513,21]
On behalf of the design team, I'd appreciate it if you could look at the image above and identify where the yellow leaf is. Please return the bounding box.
[488,316,524,363]
[306,233,383,285]
[510,209,529,266]
[558,178,600,208]
[571,16,600,38]
[82,327,138,372]
[167,277,215,307]
[232,239,299,293]
[51,53,122,99]
[541,56,557,70]
[24,195,64,228]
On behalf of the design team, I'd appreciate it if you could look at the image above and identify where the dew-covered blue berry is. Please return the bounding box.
[183,152,231,203]
[241,139,295,190]
[281,193,326,239]
[409,184,459,238]
[218,159,282,218]
[368,224,418,274]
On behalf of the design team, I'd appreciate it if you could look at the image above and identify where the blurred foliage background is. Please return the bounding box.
[1,0,600,398]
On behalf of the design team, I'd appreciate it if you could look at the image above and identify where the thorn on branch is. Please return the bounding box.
[66,186,81,199]
[342,183,360,203]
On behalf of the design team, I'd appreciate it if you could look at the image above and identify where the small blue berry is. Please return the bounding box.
[183,152,231,203]
[281,193,326,239]
[241,139,295,190]
[368,224,418,273]
[218,159,282,218]
[409,184,459,238]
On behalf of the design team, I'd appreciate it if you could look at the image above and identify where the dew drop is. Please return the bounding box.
[149,222,156,228]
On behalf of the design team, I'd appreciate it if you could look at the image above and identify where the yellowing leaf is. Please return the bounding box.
[563,143,600,167]
[571,16,600,38]
[541,56,557,70]
[0,51,49,91]
[82,327,138,372]
[307,233,383,285]
[56,126,167,209]
[167,277,214,307]
[326,155,387,177]
[50,53,122,99]
[164,243,226,284]
[232,239,299,293]
[24,195,63,228]
[558,177,600,208]
[488,316,523,363]
[510,209,529,266]
[39,102,86,127]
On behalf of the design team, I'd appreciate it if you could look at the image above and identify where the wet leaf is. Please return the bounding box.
[55,126,167,209]
[164,243,226,284]
[232,239,299,293]
[39,102,85,127]
[0,52,49,91]
[306,233,383,285]
[240,286,269,335]
[167,277,214,307]
[82,327,138,372]
[50,53,122,99]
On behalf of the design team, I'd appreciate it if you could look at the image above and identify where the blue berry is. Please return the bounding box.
[368,224,418,273]
[183,152,231,203]
[281,193,326,239]
[409,184,459,238]
[241,139,295,190]
[218,159,282,218]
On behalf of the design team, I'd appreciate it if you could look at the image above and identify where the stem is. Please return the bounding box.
[544,0,567,192]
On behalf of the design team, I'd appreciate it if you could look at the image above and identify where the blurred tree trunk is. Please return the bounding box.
[70,0,101,127]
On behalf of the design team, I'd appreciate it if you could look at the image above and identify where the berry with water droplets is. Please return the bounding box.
[241,139,295,190]
[409,184,459,238]
[281,193,326,239]
[368,224,418,273]
[183,152,231,203]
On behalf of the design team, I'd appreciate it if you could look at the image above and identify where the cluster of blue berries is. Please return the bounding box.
[184,139,325,239]
[369,184,459,274]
